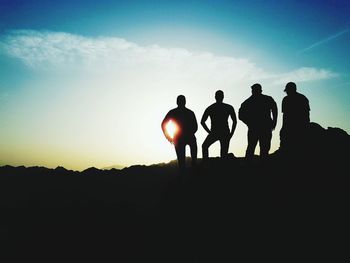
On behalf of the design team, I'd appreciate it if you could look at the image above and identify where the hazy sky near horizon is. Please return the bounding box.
[1,0,349,170]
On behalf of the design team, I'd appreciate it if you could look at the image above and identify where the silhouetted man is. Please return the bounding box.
[201,90,237,160]
[280,82,310,153]
[162,95,198,170]
[239,83,277,160]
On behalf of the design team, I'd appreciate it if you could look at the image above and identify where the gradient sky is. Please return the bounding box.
[1,0,349,170]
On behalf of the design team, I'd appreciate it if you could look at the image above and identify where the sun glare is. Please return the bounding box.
[165,120,178,140]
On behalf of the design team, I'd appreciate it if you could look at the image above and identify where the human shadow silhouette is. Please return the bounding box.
[239,83,277,160]
[201,90,237,160]
[161,95,198,170]
[279,82,310,156]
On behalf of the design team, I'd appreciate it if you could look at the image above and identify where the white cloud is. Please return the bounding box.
[272,67,338,85]
[1,30,337,84]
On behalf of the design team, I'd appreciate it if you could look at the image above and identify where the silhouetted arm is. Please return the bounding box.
[201,109,211,134]
[161,112,172,142]
[281,97,286,114]
[238,103,248,126]
[306,98,310,112]
[305,96,310,123]
[161,115,168,134]
[192,111,198,134]
[229,106,237,137]
[271,99,278,130]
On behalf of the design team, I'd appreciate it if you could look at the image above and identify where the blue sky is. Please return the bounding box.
[0,0,349,169]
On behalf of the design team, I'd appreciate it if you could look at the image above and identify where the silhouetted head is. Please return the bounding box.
[284,82,297,94]
[177,95,186,108]
[251,83,262,95]
[215,90,224,103]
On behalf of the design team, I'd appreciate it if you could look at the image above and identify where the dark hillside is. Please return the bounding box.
[0,123,349,262]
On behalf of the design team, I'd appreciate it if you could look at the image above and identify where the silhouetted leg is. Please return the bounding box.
[281,125,302,155]
[188,137,197,166]
[259,129,272,158]
[175,142,186,170]
[284,127,300,156]
[202,134,218,160]
[220,135,230,158]
[279,127,286,150]
[246,129,258,160]
[300,124,311,153]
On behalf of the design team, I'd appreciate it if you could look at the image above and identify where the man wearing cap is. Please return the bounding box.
[280,82,310,153]
[239,83,278,160]
[162,95,198,170]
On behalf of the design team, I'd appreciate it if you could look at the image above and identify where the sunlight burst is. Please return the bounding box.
[165,120,178,140]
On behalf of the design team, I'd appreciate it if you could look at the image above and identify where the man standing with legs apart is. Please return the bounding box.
[201,90,237,160]
[239,84,278,161]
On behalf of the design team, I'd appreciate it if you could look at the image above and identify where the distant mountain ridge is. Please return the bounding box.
[102,164,125,170]
[1,122,349,174]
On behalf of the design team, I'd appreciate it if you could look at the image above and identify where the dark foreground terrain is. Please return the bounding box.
[1,123,349,262]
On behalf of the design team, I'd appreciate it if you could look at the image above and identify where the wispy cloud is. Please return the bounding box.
[299,28,350,54]
[272,67,338,84]
[1,30,337,85]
